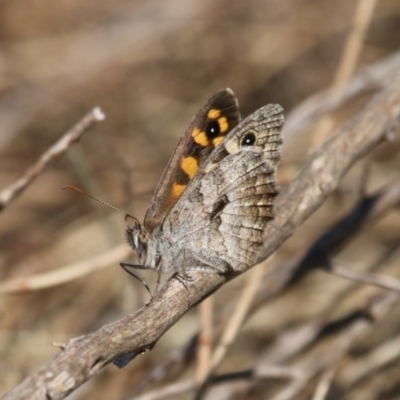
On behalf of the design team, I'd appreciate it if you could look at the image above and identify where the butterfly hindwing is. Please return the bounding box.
[162,104,284,272]
[143,89,241,232]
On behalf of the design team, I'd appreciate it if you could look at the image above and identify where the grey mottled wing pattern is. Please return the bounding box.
[162,104,283,273]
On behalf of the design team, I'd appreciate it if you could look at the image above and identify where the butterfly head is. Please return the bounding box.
[125,215,150,258]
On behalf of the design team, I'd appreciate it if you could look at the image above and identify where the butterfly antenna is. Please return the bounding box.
[63,185,126,215]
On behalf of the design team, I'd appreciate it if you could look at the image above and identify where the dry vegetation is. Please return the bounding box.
[1,1,400,399]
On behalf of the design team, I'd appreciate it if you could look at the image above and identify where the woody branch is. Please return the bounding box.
[2,69,400,400]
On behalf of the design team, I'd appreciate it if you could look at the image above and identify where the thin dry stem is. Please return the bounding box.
[284,50,400,140]
[0,107,105,211]
[210,262,266,372]
[333,0,377,89]
[311,369,336,400]
[324,261,400,292]
[0,243,129,293]
[341,333,400,386]
[196,297,213,385]
[312,0,376,147]
[268,292,399,400]
[132,379,195,400]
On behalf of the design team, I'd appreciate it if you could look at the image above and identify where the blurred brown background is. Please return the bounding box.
[1,1,400,399]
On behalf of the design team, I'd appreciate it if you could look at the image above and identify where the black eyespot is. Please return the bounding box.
[241,132,256,146]
[206,120,221,139]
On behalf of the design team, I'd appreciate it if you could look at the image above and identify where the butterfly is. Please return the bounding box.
[124,89,283,287]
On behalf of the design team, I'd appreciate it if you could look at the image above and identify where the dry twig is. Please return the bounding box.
[265,291,399,400]
[284,50,400,139]
[0,107,105,211]
[133,290,400,400]
[0,243,129,293]
[196,297,213,385]
[210,262,266,372]
[312,0,376,147]
[124,60,400,394]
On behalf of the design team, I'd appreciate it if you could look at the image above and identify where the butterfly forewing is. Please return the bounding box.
[143,89,241,232]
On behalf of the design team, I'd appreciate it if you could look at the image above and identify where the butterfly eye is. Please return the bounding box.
[139,230,149,245]
[241,132,256,146]
[206,120,221,139]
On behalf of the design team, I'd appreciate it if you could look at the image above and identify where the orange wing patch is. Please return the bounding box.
[192,128,209,147]
[181,156,198,179]
[171,183,186,200]
[218,116,229,133]
[212,136,224,146]
[208,109,221,119]
[171,108,233,203]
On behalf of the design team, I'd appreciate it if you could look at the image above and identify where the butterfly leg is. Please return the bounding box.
[120,262,152,297]
[174,248,195,289]
[174,271,196,293]
[153,257,166,295]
